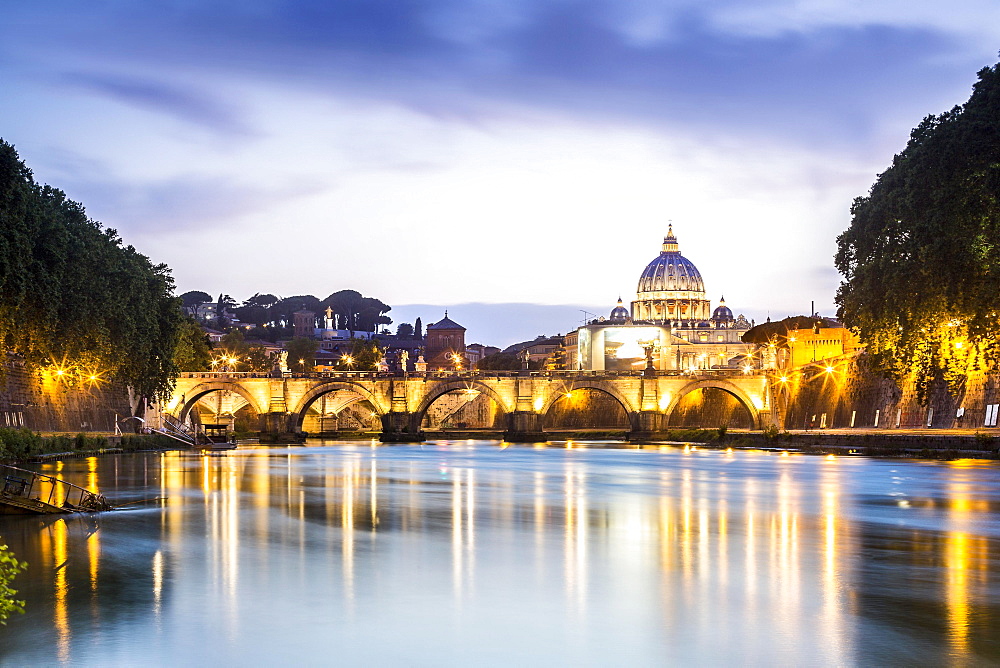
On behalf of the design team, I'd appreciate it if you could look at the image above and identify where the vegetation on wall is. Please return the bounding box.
[0,140,182,400]
[835,59,1000,400]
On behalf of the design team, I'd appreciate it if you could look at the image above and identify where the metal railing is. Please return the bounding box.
[1,464,113,512]
[156,414,196,446]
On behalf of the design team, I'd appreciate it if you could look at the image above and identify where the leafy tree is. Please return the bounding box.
[211,329,249,370]
[0,140,182,401]
[268,295,321,328]
[742,316,838,346]
[285,337,319,372]
[172,317,212,371]
[475,352,522,370]
[323,290,391,332]
[179,291,212,308]
[414,317,423,339]
[0,543,26,625]
[233,293,279,327]
[349,338,385,370]
[244,293,278,309]
[835,59,1000,398]
[245,345,274,372]
[396,322,414,338]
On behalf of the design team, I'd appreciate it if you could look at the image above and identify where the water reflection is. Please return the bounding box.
[1,444,1000,664]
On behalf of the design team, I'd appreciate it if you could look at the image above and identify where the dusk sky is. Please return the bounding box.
[4,1,999,345]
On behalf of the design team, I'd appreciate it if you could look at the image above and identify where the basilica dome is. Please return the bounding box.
[631,225,712,323]
[636,227,706,294]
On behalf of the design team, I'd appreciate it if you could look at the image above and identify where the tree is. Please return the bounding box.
[396,322,414,338]
[233,293,278,327]
[349,338,384,370]
[217,329,250,369]
[0,140,183,401]
[285,337,318,372]
[475,352,521,370]
[835,59,1000,398]
[414,317,423,339]
[172,317,212,371]
[0,543,26,625]
[245,345,274,372]
[179,291,212,308]
[323,290,391,332]
[268,295,320,328]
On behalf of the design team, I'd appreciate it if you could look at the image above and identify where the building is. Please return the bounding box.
[783,321,864,370]
[570,226,754,371]
[465,343,500,367]
[425,312,469,370]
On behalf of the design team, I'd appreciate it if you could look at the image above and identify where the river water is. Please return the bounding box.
[1,441,1000,665]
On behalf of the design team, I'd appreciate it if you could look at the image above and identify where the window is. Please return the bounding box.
[986,404,999,428]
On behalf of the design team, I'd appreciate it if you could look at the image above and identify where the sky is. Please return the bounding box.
[3,1,999,346]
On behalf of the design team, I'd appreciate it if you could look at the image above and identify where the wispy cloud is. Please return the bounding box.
[64,72,254,136]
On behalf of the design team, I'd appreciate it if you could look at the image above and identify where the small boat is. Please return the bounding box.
[1,465,114,515]
[197,423,238,451]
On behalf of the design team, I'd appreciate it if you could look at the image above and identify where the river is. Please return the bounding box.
[1,440,999,665]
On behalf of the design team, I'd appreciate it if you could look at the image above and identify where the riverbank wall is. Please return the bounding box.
[779,359,1000,432]
[0,359,134,433]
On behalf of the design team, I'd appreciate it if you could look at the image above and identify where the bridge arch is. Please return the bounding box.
[412,380,512,427]
[663,379,761,429]
[540,380,638,430]
[538,380,638,417]
[176,381,265,422]
[290,381,388,431]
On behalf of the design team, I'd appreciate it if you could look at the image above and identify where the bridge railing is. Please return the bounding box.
[178,368,770,381]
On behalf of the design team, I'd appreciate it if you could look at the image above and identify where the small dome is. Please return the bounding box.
[609,298,630,324]
[712,296,734,323]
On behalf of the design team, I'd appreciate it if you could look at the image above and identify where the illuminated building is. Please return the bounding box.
[782,322,864,370]
[425,312,469,371]
[572,226,754,371]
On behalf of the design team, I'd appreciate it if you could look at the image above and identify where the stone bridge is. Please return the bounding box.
[164,369,779,441]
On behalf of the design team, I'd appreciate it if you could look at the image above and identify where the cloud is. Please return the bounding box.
[64,72,254,136]
[7,1,993,146]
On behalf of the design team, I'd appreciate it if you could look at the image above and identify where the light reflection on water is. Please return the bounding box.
[1,441,1000,665]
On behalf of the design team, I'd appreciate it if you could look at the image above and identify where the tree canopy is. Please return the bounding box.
[835,60,1000,396]
[180,291,212,307]
[0,140,182,400]
[285,337,318,372]
[742,317,839,346]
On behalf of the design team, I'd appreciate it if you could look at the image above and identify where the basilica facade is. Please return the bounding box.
[567,226,753,371]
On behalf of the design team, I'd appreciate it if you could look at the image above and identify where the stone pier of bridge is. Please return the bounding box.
[164,370,779,442]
